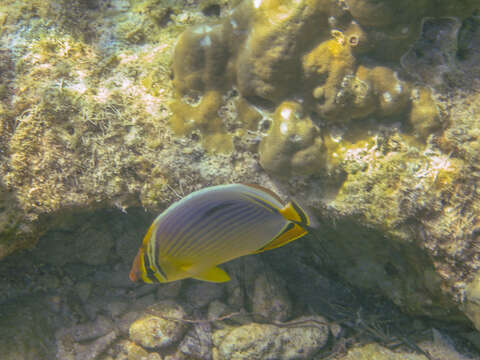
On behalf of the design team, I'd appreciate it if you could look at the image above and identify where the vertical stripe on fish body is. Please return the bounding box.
[129,183,311,283]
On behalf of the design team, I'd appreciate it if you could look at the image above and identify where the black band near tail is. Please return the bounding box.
[290,200,309,226]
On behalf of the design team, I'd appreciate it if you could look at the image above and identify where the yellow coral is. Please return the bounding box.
[259,101,324,176]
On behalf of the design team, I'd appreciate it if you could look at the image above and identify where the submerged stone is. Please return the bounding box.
[129,301,188,349]
[212,316,329,360]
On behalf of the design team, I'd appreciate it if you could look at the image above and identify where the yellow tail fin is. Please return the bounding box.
[279,199,310,226]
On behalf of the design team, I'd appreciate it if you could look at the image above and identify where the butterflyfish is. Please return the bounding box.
[129,183,312,283]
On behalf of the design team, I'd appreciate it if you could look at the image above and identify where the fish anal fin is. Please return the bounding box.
[191,266,231,283]
[254,223,307,254]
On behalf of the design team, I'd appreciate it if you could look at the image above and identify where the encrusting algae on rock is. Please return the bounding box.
[168,0,480,332]
[169,0,461,175]
[0,0,252,258]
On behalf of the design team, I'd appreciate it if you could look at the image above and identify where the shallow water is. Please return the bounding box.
[0,207,478,359]
[1,0,480,359]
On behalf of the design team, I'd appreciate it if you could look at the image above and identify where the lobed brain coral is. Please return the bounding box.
[171,0,477,174]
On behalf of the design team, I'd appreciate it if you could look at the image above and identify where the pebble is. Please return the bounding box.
[251,271,292,322]
[207,300,230,322]
[178,322,213,360]
[71,315,114,342]
[213,316,329,360]
[156,281,182,300]
[129,301,188,349]
[73,330,117,360]
[116,310,141,335]
[183,281,225,308]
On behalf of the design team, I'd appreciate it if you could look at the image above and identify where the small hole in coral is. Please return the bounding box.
[259,119,271,132]
[229,89,238,97]
[158,8,174,27]
[191,133,201,142]
[84,0,99,9]
[414,48,424,58]
[315,72,329,86]
[245,96,275,111]
[66,126,75,135]
[348,35,359,47]
[472,227,480,241]
[384,262,399,276]
[202,4,221,17]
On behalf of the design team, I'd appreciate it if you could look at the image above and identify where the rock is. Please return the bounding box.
[105,300,130,318]
[117,310,142,335]
[83,294,130,321]
[92,267,133,289]
[418,328,474,360]
[226,285,244,310]
[72,330,117,360]
[259,101,324,177]
[131,294,157,311]
[207,300,230,322]
[146,354,162,360]
[184,281,225,309]
[70,315,115,342]
[129,301,188,349]
[114,339,157,360]
[251,269,292,322]
[178,322,213,360]
[212,316,329,360]
[0,300,56,360]
[463,271,480,330]
[223,260,246,310]
[74,281,92,303]
[156,281,182,301]
[342,343,428,359]
[113,208,155,265]
[32,212,115,266]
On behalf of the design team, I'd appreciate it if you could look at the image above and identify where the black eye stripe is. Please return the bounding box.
[144,252,165,282]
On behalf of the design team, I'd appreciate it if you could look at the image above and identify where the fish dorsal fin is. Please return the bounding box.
[241,183,284,204]
[189,266,231,283]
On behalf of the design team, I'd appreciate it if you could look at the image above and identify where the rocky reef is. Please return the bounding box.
[1,0,480,358]
[1,213,477,359]
[169,0,480,331]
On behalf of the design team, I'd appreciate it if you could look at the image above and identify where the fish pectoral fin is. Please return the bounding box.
[190,266,231,283]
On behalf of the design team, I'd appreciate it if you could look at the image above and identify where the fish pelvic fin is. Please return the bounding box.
[188,266,231,283]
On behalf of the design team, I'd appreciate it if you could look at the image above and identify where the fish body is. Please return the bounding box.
[129,183,311,283]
